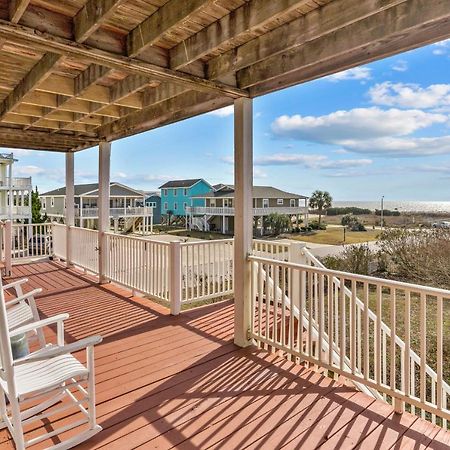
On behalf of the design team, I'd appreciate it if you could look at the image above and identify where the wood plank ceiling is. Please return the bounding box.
[0,0,449,152]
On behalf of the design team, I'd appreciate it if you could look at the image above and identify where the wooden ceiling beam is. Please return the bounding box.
[0,52,62,120]
[9,0,31,23]
[170,0,313,70]
[127,0,213,58]
[74,0,127,43]
[207,0,407,81]
[237,0,450,90]
[99,90,232,141]
[0,20,247,99]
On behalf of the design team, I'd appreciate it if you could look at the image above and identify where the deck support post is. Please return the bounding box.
[98,141,111,283]
[65,152,75,267]
[169,240,182,315]
[233,97,253,347]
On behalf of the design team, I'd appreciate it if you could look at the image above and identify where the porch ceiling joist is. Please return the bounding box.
[9,0,31,23]
[0,127,97,152]
[74,0,127,43]
[99,90,232,141]
[0,52,62,120]
[235,0,450,92]
[169,0,316,70]
[0,20,247,100]
[127,0,215,58]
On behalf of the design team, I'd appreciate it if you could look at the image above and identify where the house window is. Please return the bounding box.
[262,199,269,208]
[183,202,187,210]
[210,199,216,207]
[173,202,178,210]
[173,188,177,196]
[184,188,188,196]
[277,199,284,205]
[163,189,168,196]
[164,202,168,210]
[290,199,296,207]
[148,202,156,208]
[51,197,54,207]
[42,198,46,210]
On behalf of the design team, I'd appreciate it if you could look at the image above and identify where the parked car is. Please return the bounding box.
[28,234,52,255]
[432,221,450,228]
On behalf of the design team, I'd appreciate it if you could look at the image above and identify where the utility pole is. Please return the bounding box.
[380,195,384,231]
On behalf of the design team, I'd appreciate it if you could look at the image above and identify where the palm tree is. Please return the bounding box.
[309,190,332,226]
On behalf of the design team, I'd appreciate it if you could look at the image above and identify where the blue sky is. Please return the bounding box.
[11,38,450,201]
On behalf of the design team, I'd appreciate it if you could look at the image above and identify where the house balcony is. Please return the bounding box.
[0,222,448,449]
[0,238,449,448]
[75,206,153,219]
[0,177,32,189]
[0,205,31,219]
[186,205,308,216]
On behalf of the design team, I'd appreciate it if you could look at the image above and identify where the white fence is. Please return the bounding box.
[11,223,53,259]
[180,239,234,304]
[248,253,450,426]
[106,233,170,301]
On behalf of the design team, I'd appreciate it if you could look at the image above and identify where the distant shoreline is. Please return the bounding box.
[332,201,450,215]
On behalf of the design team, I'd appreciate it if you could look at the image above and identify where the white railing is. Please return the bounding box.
[11,223,53,259]
[186,206,307,216]
[105,233,170,301]
[75,207,152,218]
[0,177,32,188]
[248,254,450,426]
[52,223,67,260]
[179,239,234,304]
[69,227,99,273]
[0,206,31,217]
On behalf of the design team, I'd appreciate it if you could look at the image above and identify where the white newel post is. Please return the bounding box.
[288,242,307,310]
[65,152,75,267]
[98,141,111,283]
[234,97,253,347]
[169,240,182,315]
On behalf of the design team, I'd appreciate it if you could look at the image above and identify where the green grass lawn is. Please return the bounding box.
[291,227,379,245]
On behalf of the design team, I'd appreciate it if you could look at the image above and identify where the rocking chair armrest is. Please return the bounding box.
[13,336,103,366]
[10,313,69,337]
[5,288,42,307]
[3,278,28,291]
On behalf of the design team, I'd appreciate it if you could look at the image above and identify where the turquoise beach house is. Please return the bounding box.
[159,179,212,219]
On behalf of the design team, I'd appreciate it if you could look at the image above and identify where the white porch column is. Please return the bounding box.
[65,152,75,267]
[234,97,253,347]
[98,141,111,283]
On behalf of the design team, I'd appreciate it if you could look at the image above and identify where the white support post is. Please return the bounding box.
[169,241,182,315]
[98,141,111,283]
[65,152,75,267]
[288,242,307,310]
[150,214,153,234]
[234,97,253,347]
[4,221,12,276]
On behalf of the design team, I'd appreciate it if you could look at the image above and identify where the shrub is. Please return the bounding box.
[341,214,366,231]
[322,244,374,275]
[327,207,372,216]
[309,220,326,230]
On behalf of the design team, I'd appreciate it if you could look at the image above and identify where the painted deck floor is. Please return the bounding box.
[1,261,449,449]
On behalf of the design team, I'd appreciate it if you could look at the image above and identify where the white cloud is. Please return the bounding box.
[327,67,372,82]
[208,105,234,117]
[14,165,46,177]
[222,153,372,170]
[369,82,450,109]
[341,136,450,157]
[254,153,372,169]
[432,39,450,56]
[391,60,408,72]
[271,108,446,142]
[254,167,268,178]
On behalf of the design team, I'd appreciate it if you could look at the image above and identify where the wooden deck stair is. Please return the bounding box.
[1,261,449,449]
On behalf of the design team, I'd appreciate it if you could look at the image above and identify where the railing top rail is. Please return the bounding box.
[104,231,170,246]
[179,238,234,246]
[249,254,450,297]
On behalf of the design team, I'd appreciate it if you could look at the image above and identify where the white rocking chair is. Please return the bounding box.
[3,278,45,347]
[0,283,102,449]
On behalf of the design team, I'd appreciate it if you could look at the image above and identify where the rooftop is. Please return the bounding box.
[159,179,207,189]
[2,261,449,449]
[194,185,309,199]
[41,182,144,197]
